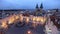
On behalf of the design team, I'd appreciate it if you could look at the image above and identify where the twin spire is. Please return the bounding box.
[36,3,43,9]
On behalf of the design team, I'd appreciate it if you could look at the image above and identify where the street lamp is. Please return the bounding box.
[27,30,32,34]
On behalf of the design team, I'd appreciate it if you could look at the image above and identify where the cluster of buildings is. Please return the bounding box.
[0,3,60,34]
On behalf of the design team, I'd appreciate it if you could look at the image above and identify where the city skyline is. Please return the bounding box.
[0,0,60,10]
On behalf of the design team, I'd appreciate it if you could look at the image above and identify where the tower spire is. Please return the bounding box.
[36,4,39,9]
[40,3,43,9]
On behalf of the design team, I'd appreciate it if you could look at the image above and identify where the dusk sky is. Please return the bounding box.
[0,0,60,10]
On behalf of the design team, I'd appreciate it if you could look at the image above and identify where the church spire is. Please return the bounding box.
[40,3,43,9]
[36,4,39,9]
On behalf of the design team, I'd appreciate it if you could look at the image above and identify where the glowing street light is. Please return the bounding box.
[25,17,30,24]
[19,14,23,22]
[8,16,15,24]
[1,22,8,29]
[27,30,32,34]
[28,31,31,34]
